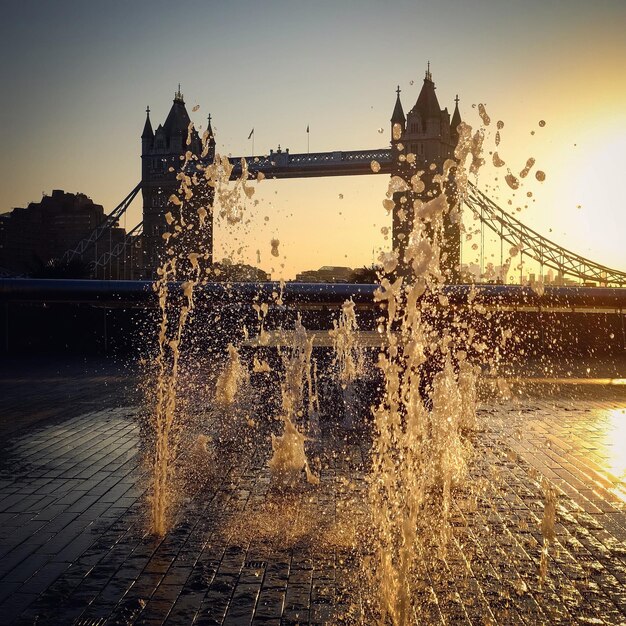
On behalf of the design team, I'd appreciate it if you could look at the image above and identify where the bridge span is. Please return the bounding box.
[228,148,393,179]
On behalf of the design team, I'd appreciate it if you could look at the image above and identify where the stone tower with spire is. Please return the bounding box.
[391,66,462,282]
[140,87,213,278]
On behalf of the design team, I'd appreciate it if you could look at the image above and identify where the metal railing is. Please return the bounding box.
[0,279,624,311]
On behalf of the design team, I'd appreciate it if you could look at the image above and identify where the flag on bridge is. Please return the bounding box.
[247,128,254,140]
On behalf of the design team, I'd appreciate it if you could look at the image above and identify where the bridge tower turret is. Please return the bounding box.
[390,85,406,145]
[450,94,462,146]
[141,107,154,156]
[391,66,461,283]
[205,113,216,163]
[140,87,210,279]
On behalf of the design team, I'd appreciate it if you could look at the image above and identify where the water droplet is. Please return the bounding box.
[492,153,505,168]
[505,173,519,190]
[478,103,491,126]
[519,157,535,179]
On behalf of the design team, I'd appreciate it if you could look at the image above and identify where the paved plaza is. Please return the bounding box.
[0,357,625,625]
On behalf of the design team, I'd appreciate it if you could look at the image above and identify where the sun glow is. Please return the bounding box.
[548,131,626,271]
[602,407,626,487]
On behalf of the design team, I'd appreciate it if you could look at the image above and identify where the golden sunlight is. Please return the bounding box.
[552,131,626,269]
[603,407,626,483]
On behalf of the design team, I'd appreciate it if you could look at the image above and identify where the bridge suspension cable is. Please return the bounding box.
[93,221,143,271]
[61,183,142,263]
[465,183,626,287]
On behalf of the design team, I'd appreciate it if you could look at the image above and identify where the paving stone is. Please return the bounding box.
[0,359,625,624]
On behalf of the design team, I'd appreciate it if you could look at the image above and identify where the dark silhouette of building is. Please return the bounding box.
[0,190,127,277]
[141,87,215,279]
[295,266,355,283]
[211,261,269,282]
[390,67,462,282]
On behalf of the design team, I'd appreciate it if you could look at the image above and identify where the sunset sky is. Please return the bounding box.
[1,0,625,279]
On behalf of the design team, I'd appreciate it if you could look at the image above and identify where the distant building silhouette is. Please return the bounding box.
[141,88,214,279]
[0,190,127,277]
[295,266,355,283]
[390,67,462,282]
[211,260,269,282]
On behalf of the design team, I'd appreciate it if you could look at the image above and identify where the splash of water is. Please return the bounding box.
[150,256,200,536]
[365,122,486,623]
[330,299,364,428]
[147,127,256,536]
[215,343,248,406]
[269,315,319,486]
[330,299,362,389]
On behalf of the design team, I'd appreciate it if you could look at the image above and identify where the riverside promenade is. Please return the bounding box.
[0,356,625,625]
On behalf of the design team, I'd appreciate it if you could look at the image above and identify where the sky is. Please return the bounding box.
[1,0,625,279]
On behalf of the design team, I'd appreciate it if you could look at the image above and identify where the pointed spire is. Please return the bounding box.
[451,94,462,141]
[391,85,406,125]
[411,66,441,117]
[163,89,191,138]
[206,113,216,146]
[141,106,154,139]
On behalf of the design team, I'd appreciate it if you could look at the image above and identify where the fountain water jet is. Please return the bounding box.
[140,101,562,623]
[269,315,319,486]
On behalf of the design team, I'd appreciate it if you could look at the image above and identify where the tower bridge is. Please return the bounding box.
[61,71,626,288]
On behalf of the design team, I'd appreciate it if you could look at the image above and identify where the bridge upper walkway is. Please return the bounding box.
[228,148,393,179]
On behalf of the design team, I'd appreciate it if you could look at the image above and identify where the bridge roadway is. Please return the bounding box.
[227,148,393,179]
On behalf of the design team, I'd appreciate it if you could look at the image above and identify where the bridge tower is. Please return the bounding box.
[140,88,211,279]
[391,67,462,282]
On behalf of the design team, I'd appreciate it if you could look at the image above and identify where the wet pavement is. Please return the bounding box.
[0,358,625,625]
